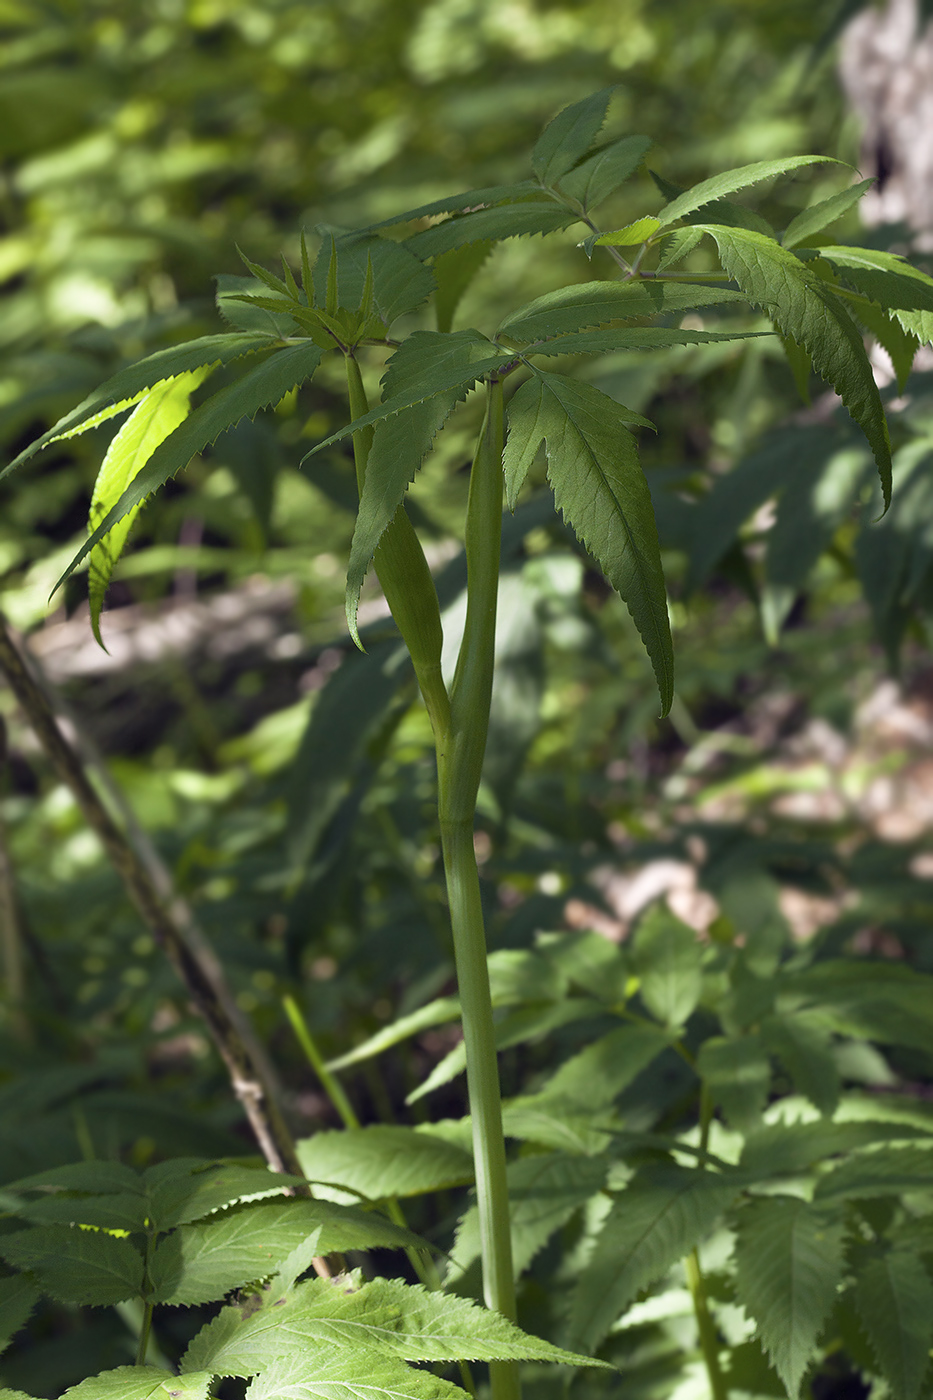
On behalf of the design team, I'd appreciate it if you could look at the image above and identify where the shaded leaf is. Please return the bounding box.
[734,1196,847,1398]
[558,134,650,210]
[406,204,578,259]
[526,326,767,358]
[434,242,493,333]
[695,225,892,505]
[632,904,703,1028]
[327,996,461,1071]
[782,179,874,249]
[451,1153,608,1280]
[503,369,671,712]
[295,1127,473,1200]
[538,1024,671,1110]
[854,1252,933,1400]
[814,1144,933,1202]
[569,1163,739,1352]
[364,182,545,231]
[312,234,435,326]
[497,280,746,343]
[144,1160,303,1232]
[760,1014,840,1117]
[0,1275,38,1357]
[697,1034,770,1132]
[0,1225,144,1306]
[740,1119,932,1180]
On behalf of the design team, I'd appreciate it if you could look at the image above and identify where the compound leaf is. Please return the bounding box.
[498,280,746,343]
[734,1196,847,1398]
[631,904,703,1028]
[558,134,650,210]
[406,204,578,259]
[695,225,892,506]
[503,369,671,712]
[569,1163,738,1352]
[531,88,613,187]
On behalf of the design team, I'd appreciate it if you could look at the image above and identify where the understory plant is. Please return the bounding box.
[3,87,933,1400]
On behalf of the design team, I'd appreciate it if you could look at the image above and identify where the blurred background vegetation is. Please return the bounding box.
[3,0,933,1392]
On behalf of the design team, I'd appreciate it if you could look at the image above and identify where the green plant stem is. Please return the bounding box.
[135,1302,153,1367]
[686,1083,727,1399]
[437,379,519,1400]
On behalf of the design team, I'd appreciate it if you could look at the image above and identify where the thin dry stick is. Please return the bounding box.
[0,613,319,1201]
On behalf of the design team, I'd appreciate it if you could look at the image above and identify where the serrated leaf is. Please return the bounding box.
[303,332,513,462]
[312,234,435,327]
[346,390,458,646]
[655,156,842,230]
[434,241,493,333]
[245,1349,466,1400]
[63,1368,213,1400]
[87,368,209,644]
[631,904,704,1028]
[145,1161,303,1232]
[6,1162,143,1195]
[15,1191,147,1232]
[854,1252,933,1400]
[850,295,919,392]
[150,1199,426,1305]
[216,274,299,335]
[816,245,933,312]
[814,1144,933,1202]
[497,280,746,343]
[697,1034,771,1132]
[456,1152,608,1279]
[740,1119,932,1180]
[539,1023,672,1109]
[657,227,704,271]
[780,332,813,402]
[407,999,604,1103]
[569,1163,739,1352]
[784,959,933,1057]
[695,225,892,506]
[526,326,767,359]
[532,88,613,186]
[595,217,661,247]
[406,204,578,259]
[186,1273,605,1375]
[58,340,324,593]
[0,1390,39,1399]
[760,1014,840,1117]
[558,135,650,210]
[782,179,875,249]
[326,997,461,1070]
[0,1275,38,1356]
[734,1196,847,1398]
[2,333,275,478]
[295,1127,473,1200]
[503,369,671,712]
[363,181,546,232]
[0,1225,144,1305]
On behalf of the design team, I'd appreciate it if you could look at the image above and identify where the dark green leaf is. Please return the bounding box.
[815,1144,933,1202]
[782,180,875,249]
[0,1275,38,1357]
[312,234,435,326]
[569,1164,739,1352]
[406,204,578,259]
[539,1024,671,1110]
[558,134,650,210]
[734,1196,848,1398]
[697,1035,770,1132]
[433,241,493,333]
[363,182,545,231]
[655,157,842,229]
[5,1163,142,1195]
[497,280,747,343]
[326,997,461,1071]
[0,1225,144,1306]
[451,1152,608,1280]
[503,369,672,712]
[144,1161,303,1232]
[854,1252,933,1400]
[295,1126,474,1200]
[760,1014,840,1117]
[215,274,299,336]
[632,904,704,1028]
[526,326,767,358]
[740,1119,933,1179]
[695,225,892,506]
[531,88,613,186]
[346,391,458,646]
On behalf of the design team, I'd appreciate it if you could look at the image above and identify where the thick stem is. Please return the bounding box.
[437,380,518,1400]
[135,1303,153,1368]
